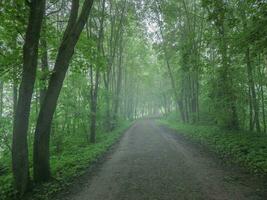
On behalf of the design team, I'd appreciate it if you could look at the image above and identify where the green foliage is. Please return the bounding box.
[159,116,267,175]
[0,174,14,200]
[0,121,132,200]
[0,0,26,81]
[1,0,267,198]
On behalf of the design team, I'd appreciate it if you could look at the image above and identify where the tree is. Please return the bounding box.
[33,0,95,182]
[12,0,46,195]
[89,0,106,143]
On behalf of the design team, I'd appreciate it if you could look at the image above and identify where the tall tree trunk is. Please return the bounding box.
[103,16,115,131]
[246,48,261,132]
[248,87,254,131]
[33,0,94,182]
[217,6,238,129]
[260,83,266,133]
[156,1,186,122]
[89,0,105,143]
[196,68,200,121]
[103,0,127,130]
[259,64,266,133]
[113,38,123,125]
[13,83,18,123]
[0,81,3,117]
[40,19,49,106]
[89,67,100,143]
[12,0,45,195]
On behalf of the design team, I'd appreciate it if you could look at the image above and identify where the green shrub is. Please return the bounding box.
[159,119,267,175]
[0,121,132,200]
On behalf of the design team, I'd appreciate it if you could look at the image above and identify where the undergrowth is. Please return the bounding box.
[0,121,132,200]
[159,118,267,176]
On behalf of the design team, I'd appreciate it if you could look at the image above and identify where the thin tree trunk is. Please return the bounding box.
[196,69,200,121]
[218,9,238,129]
[90,67,100,143]
[260,83,266,133]
[113,37,123,125]
[89,0,105,143]
[13,83,18,123]
[40,19,49,106]
[246,47,261,132]
[248,87,254,131]
[259,64,266,133]
[155,1,186,122]
[0,81,3,117]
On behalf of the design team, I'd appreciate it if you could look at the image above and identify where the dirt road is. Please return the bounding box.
[63,120,267,200]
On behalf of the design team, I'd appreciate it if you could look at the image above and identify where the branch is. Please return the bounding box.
[46,0,64,17]
[25,0,31,7]
[62,0,80,40]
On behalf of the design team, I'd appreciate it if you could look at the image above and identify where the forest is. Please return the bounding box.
[0,0,267,199]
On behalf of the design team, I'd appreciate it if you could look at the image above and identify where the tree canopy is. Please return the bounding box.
[0,0,267,199]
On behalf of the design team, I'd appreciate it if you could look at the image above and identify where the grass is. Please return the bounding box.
[0,121,132,200]
[159,118,267,176]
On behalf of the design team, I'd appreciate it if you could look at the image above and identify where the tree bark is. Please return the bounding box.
[246,47,261,132]
[260,83,266,133]
[258,63,266,133]
[40,19,49,106]
[0,81,3,117]
[89,67,100,143]
[217,2,238,129]
[13,83,18,123]
[113,37,123,125]
[90,0,105,143]
[33,0,94,182]
[248,87,254,131]
[12,0,45,195]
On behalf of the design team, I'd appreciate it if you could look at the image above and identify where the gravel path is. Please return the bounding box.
[63,120,267,200]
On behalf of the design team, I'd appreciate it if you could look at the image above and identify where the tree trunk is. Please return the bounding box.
[248,87,254,131]
[113,38,123,125]
[89,0,105,143]
[260,83,266,133]
[13,83,18,123]
[217,8,239,129]
[156,2,186,122]
[90,67,100,143]
[246,47,261,132]
[12,0,45,195]
[259,64,266,133]
[40,19,49,106]
[33,0,94,183]
[0,81,3,117]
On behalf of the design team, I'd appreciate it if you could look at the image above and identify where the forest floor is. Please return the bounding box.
[56,120,267,200]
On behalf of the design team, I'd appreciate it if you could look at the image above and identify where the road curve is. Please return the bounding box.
[64,120,267,200]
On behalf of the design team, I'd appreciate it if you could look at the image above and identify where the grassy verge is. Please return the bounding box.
[158,119,267,176]
[0,121,133,200]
